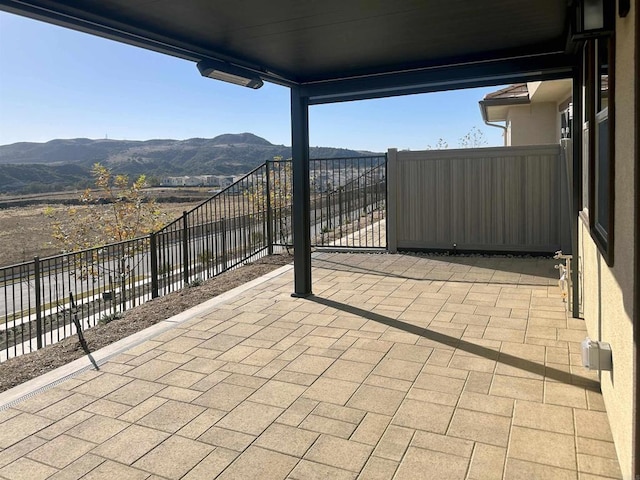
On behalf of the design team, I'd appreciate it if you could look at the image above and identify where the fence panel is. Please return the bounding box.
[270,155,387,249]
[390,145,566,253]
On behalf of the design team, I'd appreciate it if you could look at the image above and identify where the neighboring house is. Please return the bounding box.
[479,80,573,146]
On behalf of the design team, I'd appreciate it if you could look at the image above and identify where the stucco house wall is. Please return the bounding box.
[506,102,558,146]
[578,7,637,478]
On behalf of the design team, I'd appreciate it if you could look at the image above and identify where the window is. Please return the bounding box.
[581,37,614,265]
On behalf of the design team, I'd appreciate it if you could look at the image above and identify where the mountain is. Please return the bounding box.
[0,133,379,193]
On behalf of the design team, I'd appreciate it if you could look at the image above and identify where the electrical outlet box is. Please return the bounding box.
[581,338,613,371]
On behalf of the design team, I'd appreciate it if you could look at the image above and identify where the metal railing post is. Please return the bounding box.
[265,162,274,254]
[221,217,227,271]
[182,211,190,285]
[150,233,159,298]
[34,256,43,350]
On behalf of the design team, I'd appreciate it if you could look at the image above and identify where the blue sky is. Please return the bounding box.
[0,11,506,152]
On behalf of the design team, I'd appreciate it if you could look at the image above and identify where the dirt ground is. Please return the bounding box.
[0,202,194,267]
[0,252,293,393]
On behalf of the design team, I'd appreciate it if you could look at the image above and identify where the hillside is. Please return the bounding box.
[0,133,378,193]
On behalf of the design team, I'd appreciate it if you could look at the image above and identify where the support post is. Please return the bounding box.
[291,87,312,296]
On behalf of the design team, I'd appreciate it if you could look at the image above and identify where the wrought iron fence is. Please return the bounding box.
[0,155,386,361]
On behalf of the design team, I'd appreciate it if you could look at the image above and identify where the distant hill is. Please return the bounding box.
[0,133,379,193]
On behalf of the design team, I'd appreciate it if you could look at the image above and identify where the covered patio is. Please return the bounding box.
[0,253,622,479]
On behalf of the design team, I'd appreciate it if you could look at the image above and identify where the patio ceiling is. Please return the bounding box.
[0,0,576,101]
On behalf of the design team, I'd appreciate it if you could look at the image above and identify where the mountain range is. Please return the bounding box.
[0,133,378,194]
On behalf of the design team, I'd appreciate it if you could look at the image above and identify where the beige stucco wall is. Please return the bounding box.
[578,7,637,478]
[506,102,558,145]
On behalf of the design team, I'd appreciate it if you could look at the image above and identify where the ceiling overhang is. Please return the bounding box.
[0,0,578,99]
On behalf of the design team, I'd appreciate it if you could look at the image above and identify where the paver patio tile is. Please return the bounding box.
[448,354,496,373]
[347,385,405,416]
[372,358,422,382]
[181,447,238,480]
[576,437,619,459]
[79,460,148,480]
[305,434,372,472]
[463,371,493,394]
[117,396,167,423]
[0,457,58,480]
[305,346,343,358]
[351,338,393,353]
[14,388,72,415]
[313,402,366,424]
[133,435,213,479]
[254,423,318,457]
[303,377,360,405]
[458,391,514,417]
[0,436,46,469]
[65,415,128,443]
[350,412,391,446]
[577,453,623,477]
[156,368,206,388]
[513,400,574,434]
[413,372,465,395]
[358,456,398,480]
[392,398,454,434]
[448,408,511,447]
[180,357,225,374]
[412,431,473,458]
[223,373,267,389]
[104,379,164,406]
[174,408,225,439]
[155,350,196,364]
[198,426,255,451]
[323,359,375,383]
[216,401,283,435]
[364,374,413,392]
[91,424,169,465]
[503,458,576,480]
[340,347,386,365]
[27,434,94,469]
[467,443,506,480]
[136,399,205,433]
[157,385,201,402]
[394,447,469,480]
[0,413,53,448]
[285,354,335,375]
[373,425,414,461]
[405,387,458,406]
[490,375,543,401]
[245,379,306,408]
[289,459,356,480]
[217,446,297,480]
[574,410,614,441]
[299,414,357,439]
[156,335,205,353]
[198,334,245,353]
[192,380,255,411]
[47,453,104,480]
[509,426,576,469]
[35,411,93,441]
[36,393,95,421]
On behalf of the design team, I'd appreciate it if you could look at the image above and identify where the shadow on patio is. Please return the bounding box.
[0,252,622,479]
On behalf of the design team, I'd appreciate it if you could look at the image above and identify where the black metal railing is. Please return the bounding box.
[0,155,386,361]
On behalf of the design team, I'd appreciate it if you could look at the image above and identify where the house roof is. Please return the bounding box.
[479,83,531,123]
[0,1,576,103]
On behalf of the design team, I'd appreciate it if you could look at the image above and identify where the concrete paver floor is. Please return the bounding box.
[0,252,623,479]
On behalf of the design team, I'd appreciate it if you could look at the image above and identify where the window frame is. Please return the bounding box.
[582,36,615,266]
